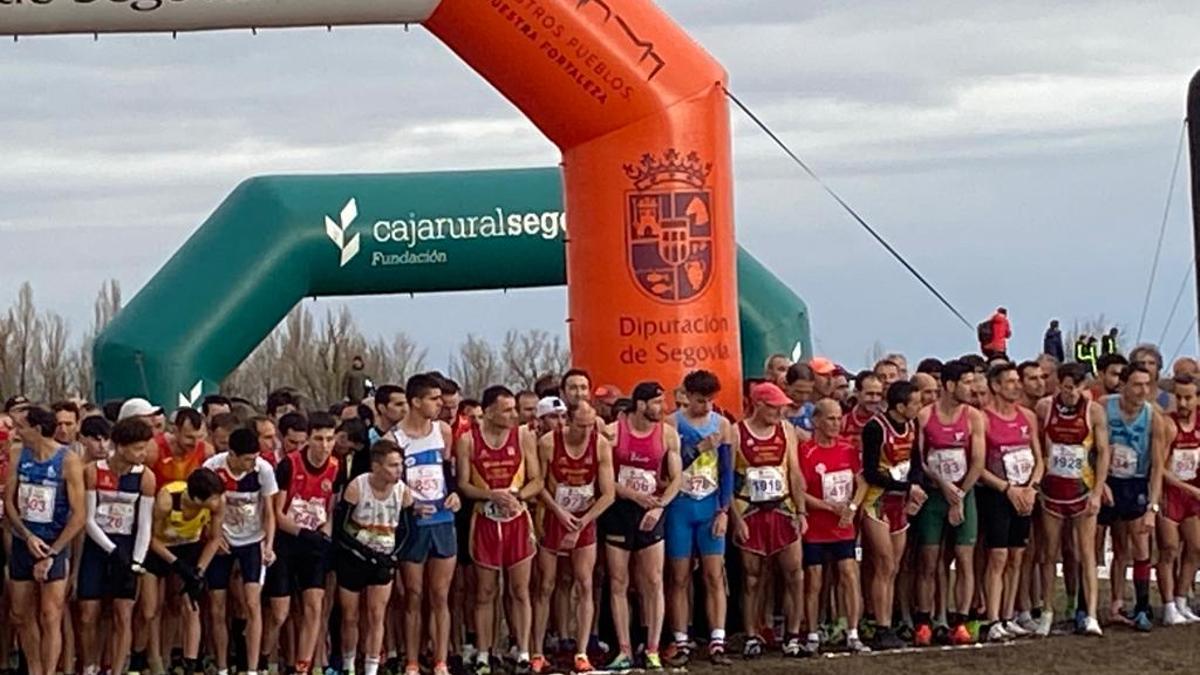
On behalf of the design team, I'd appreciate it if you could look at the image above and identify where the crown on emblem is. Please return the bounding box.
[624,149,712,191]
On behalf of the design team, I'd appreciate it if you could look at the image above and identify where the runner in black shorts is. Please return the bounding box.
[79,417,157,675]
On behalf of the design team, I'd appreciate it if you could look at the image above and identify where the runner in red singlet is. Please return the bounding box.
[149,408,214,487]
[1156,374,1200,625]
[841,374,883,452]
[532,400,614,673]
[456,386,542,675]
[1035,363,1109,636]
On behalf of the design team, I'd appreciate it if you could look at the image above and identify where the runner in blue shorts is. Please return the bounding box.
[664,371,733,666]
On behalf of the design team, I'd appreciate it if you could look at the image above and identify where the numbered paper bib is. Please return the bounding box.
[555,483,595,513]
[356,528,396,553]
[1001,446,1035,486]
[746,466,786,503]
[1172,448,1199,482]
[288,498,327,531]
[19,484,56,524]
[97,500,136,536]
[821,469,854,505]
[1048,444,1087,479]
[888,460,911,483]
[1110,443,1138,479]
[407,465,447,502]
[482,499,523,522]
[928,448,967,484]
[617,466,657,496]
[225,499,261,538]
[682,457,719,499]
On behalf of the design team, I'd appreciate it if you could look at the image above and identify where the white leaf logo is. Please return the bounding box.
[325,198,361,267]
[178,380,203,409]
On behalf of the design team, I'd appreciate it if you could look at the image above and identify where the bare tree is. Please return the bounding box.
[501,329,570,391]
[38,313,71,402]
[451,334,502,398]
[75,279,122,399]
[8,283,42,397]
[365,333,427,389]
[0,312,14,399]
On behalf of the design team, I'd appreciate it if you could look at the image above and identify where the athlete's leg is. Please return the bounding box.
[984,546,1008,623]
[427,556,456,665]
[1156,516,1182,606]
[112,598,135,675]
[40,580,68,675]
[1040,510,1065,617]
[400,563,426,671]
[1128,515,1153,617]
[605,546,633,657]
[243,582,264,675]
[79,599,101,673]
[953,545,975,624]
[666,555,692,647]
[802,558,822,636]
[11,580,43,675]
[739,551,765,638]
[633,543,665,656]
[570,545,597,656]
[1002,547,1025,622]
[474,566,500,658]
[1178,517,1200,606]
[264,597,290,670]
[296,588,325,669]
[915,546,940,618]
[699,554,727,645]
[1109,520,1129,610]
[506,557,534,656]
[863,519,897,627]
[210,590,231,673]
[777,542,803,635]
[362,583,392,675]
[338,588,362,671]
[837,557,863,629]
[1074,515,1101,623]
[531,550,557,658]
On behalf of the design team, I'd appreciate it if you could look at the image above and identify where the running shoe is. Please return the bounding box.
[913,624,933,647]
[1034,610,1054,637]
[434,663,451,675]
[604,654,632,672]
[643,653,662,671]
[1178,601,1200,623]
[572,655,594,674]
[965,619,982,642]
[781,635,802,658]
[1015,613,1039,634]
[469,658,489,675]
[1134,611,1154,632]
[801,635,821,657]
[986,622,1010,643]
[933,623,952,645]
[1074,609,1088,633]
[1163,603,1187,626]
[1003,620,1030,637]
[528,656,547,675]
[859,618,877,643]
[951,624,974,645]
[875,627,906,651]
[664,643,690,668]
[405,665,422,675]
[895,623,915,643]
[707,644,732,667]
[846,637,871,653]
[1083,617,1103,637]
[741,636,763,659]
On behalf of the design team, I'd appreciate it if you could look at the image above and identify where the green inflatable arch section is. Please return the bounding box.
[93,168,811,406]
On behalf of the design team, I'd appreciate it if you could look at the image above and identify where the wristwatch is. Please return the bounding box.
[1150,503,1161,514]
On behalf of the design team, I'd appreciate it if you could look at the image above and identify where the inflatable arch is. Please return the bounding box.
[3,0,768,409]
[87,168,810,407]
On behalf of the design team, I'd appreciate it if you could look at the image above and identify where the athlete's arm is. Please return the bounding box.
[331,478,382,563]
[272,456,301,536]
[132,470,157,565]
[321,458,337,538]
[454,432,489,502]
[975,412,1008,492]
[83,463,118,553]
[259,460,279,555]
[536,434,557,511]
[784,425,807,520]
[582,435,615,526]
[1088,402,1112,511]
[1149,409,1168,511]
[861,419,907,492]
[49,452,86,556]
[148,490,176,561]
[1024,407,1045,487]
[917,408,953,498]
[657,426,684,508]
[716,416,734,512]
[1035,398,1052,467]
[516,426,543,503]
[961,407,986,493]
[439,421,458,497]
[198,496,225,571]
[2,446,23,540]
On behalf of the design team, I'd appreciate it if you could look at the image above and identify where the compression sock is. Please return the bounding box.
[1133,559,1152,613]
[363,657,380,675]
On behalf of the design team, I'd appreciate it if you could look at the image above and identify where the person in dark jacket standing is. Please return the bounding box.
[1101,328,1119,357]
[342,356,373,403]
[1043,320,1065,362]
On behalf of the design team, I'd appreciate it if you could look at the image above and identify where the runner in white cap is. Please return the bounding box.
[536,397,568,436]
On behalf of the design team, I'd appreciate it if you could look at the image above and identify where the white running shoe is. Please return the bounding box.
[986,622,1010,642]
[1083,617,1103,636]
[1163,603,1188,626]
[1003,620,1030,637]
[1175,599,1200,623]
[1015,612,1039,634]
[1034,611,1054,637]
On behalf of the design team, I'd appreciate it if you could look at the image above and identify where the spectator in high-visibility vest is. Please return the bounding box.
[1101,328,1119,357]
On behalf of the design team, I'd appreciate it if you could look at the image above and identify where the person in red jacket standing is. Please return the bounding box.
[981,308,1012,360]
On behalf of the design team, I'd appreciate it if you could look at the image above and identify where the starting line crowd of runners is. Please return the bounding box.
[0,343,1198,675]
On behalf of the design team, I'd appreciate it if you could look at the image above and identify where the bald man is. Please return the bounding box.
[912,374,939,408]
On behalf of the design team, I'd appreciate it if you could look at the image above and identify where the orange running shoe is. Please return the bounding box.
[530,656,547,674]
[574,655,595,673]
[951,624,973,645]
[914,624,933,646]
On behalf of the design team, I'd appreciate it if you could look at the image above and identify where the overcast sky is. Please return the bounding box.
[1,1,1198,372]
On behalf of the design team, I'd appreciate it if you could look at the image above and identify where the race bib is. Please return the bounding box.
[746,466,786,503]
[928,448,967,484]
[617,466,656,496]
[482,499,523,522]
[1001,446,1035,486]
[681,456,719,499]
[355,528,396,554]
[821,469,854,505]
[554,483,595,513]
[225,498,261,538]
[1172,448,1199,482]
[97,500,136,535]
[18,484,56,524]
[888,460,911,483]
[1110,443,1138,479]
[288,498,326,531]
[1048,443,1087,479]
[407,465,447,502]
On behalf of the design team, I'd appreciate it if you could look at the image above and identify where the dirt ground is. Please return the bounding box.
[680,624,1200,675]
